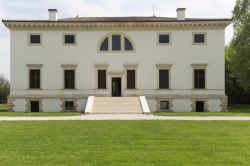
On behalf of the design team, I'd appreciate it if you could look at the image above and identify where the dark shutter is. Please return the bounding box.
[194,69,205,89]
[98,70,106,89]
[64,35,75,44]
[30,35,41,44]
[127,70,135,89]
[30,69,40,89]
[64,70,75,89]
[159,70,169,89]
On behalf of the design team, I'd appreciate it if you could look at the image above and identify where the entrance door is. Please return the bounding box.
[112,77,121,97]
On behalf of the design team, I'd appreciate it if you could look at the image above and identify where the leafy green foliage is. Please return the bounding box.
[231,0,250,91]
[0,75,9,104]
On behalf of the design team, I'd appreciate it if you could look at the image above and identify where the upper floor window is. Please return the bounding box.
[99,33,134,52]
[29,34,41,45]
[193,33,206,44]
[64,34,76,45]
[158,34,171,45]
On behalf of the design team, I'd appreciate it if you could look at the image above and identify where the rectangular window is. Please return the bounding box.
[159,34,170,44]
[29,34,41,44]
[29,69,40,89]
[127,70,135,89]
[65,101,74,111]
[193,33,206,44]
[160,101,169,110]
[194,69,205,89]
[30,101,40,112]
[112,35,121,51]
[98,70,106,89]
[64,35,76,44]
[64,70,75,89]
[159,69,169,89]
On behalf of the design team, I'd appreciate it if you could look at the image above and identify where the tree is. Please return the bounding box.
[225,45,250,104]
[231,0,250,91]
[0,74,10,104]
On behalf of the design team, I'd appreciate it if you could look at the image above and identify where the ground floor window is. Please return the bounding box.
[65,101,74,111]
[195,101,204,112]
[30,101,39,112]
[160,101,169,110]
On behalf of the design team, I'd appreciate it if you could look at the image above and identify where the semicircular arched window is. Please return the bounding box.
[99,33,135,52]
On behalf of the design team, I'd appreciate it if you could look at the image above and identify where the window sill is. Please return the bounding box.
[27,88,42,90]
[62,88,77,90]
[157,88,172,90]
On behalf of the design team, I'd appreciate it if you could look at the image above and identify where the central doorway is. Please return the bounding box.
[112,77,121,97]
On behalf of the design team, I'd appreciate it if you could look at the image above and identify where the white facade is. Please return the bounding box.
[3,8,231,112]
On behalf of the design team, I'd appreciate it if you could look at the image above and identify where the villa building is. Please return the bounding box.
[2,8,231,113]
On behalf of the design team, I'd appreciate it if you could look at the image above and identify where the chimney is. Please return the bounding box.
[176,8,186,20]
[48,9,58,21]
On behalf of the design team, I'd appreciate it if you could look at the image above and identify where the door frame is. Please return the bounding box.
[108,71,124,97]
[111,77,122,97]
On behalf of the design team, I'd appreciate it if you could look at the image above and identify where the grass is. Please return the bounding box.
[0,121,249,165]
[154,105,250,116]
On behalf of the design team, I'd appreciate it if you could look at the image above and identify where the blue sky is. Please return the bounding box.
[0,0,235,80]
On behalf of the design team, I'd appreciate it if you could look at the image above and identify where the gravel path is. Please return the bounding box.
[0,114,250,121]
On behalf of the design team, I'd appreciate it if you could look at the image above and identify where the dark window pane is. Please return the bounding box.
[159,70,169,89]
[64,70,75,89]
[127,70,135,89]
[112,35,121,51]
[64,35,75,44]
[194,34,205,43]
[30,69,40,89]
[194,69,205,89]
[160,101,169,110]
[65,101,74,111]
[98,70,106,89]
[100,37,109,51]
[125,38,133,51]
[159,34,170,44]
[30,35,40,44]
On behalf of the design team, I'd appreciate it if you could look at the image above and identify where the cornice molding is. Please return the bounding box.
[3,21,231,29]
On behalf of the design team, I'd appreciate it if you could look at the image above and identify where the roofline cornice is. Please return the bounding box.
[2,20,231,29]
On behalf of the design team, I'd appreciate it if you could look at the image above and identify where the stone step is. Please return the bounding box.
[92,97,143,114]
[93,102,141,107]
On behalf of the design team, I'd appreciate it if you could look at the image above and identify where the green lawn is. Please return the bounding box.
[154,105,250,116]
[0,121,249,165]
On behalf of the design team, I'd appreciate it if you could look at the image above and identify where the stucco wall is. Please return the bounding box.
[10,28,225,97]
[172,99,192,112]
[42,99,61,112]
[208,99,222,112]
[13,99,26,112]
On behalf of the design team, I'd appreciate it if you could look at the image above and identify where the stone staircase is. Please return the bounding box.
[91,97,143,114]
